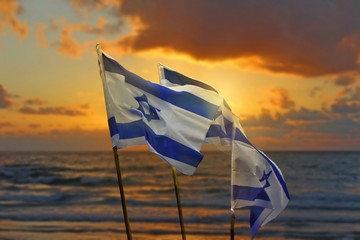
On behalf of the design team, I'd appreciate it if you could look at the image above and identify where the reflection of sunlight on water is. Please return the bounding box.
[1,151,360,239]
[1,220,285,240]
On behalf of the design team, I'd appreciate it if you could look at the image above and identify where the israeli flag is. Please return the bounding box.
[231,122,290,238]
[159,64,289,239]
[97,50,222,175]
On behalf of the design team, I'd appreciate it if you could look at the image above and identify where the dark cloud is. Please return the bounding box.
[309,87,321,97]
[0,122,13,128]
[269,86,360,139]
[329,85,360,115]
[28,124,40,129]
[25,97,46,105]
[286,107,329,121]
[114,0,360,76]
[331,100,360,114]
[242,105,358,141]
[0,128,111,151]
[334,76,356,86]
[303,117,359,137]
[19,106,87,116]
[0,84,12,108]
[241,108,291,138]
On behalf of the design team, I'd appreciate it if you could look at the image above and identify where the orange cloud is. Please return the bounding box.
[270,88,296,110]
[48,16,124,57]
[111,0,360,77]
[28,123,40,129]
[19,105,87,116]
[36,23,48,47]
[0,0,28,39]
[0,122,13,128]
[241,84,359,150]
[18,96,90,116]
[57,24,88,58]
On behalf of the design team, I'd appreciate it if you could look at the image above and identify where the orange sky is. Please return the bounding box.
[0,0,359,151]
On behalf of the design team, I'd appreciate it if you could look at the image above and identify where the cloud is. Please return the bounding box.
[241,102,358,149]
[48,16,124,57]
[28,124,40,129]
[303,117,359,137]
[110,0,360,77]
[70,0,120,10]
[0,128,112,151]
[19,106,87,116]
[269,88,296,110]
[331,100,360,114]
[329,85,360,115]
[0,84,12,108]
[36,23,48,47]
[309,87,321,97]
[13,95,90,117]
[56,23,88,58]
[241,108,291,138]
[24,97,47,105]
[0,0,28,39]
[286,107,329,122]
[334,75,356,86]
[0,122,13,128]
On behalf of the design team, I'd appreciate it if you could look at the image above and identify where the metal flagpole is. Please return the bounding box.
[230,209,235,240]
[172,167,186,240]
[112,147,133,240]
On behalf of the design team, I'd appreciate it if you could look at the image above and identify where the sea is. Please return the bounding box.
[0,151,359,240]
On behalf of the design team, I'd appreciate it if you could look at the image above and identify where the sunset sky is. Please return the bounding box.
[0,0,359,151]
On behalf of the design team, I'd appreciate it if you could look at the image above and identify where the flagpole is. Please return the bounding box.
[112,146,133,240]
[172,167,186,240]
[230,209,235,240]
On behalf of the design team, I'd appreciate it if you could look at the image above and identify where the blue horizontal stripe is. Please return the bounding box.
[144,122,203,168]
[163,68,218,93]
[109,117,202,168]
[117,119,145,139]
[232,185,270,202]
[102,54,219,120]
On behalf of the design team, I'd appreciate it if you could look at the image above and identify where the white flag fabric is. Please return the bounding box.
[97,50,222,175]
[159,64,290,239]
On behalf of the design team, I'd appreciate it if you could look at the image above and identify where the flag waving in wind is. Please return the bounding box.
[159,64,290,239]
[97,48,222,175]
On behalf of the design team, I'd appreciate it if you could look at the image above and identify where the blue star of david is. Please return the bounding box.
[259,170,272,189]
[134,94,160,121]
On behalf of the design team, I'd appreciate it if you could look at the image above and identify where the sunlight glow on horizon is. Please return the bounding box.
[0,1,359,151]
